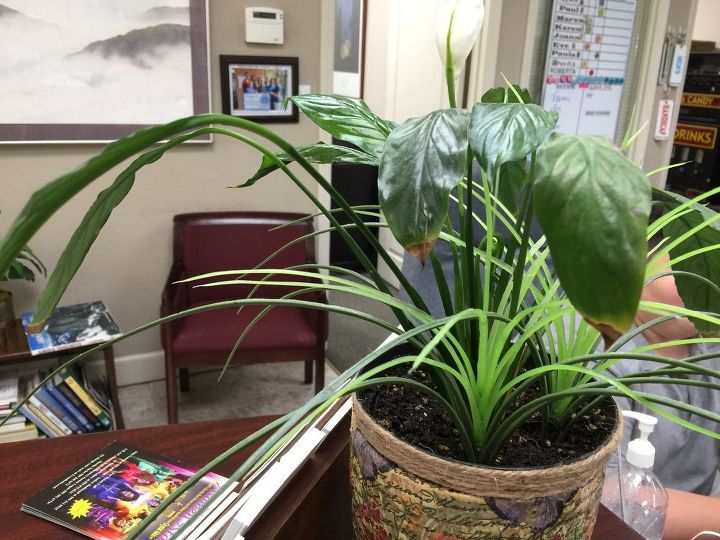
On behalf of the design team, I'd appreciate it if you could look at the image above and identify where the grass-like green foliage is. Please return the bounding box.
[1,63,720,540]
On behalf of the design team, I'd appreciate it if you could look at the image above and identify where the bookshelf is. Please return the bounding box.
[0,318,124,430]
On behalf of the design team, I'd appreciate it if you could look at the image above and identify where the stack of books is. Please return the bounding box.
[0,369,42,443]
[1,364,115,442]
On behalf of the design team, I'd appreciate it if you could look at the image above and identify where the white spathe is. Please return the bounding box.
[435,0,485,79]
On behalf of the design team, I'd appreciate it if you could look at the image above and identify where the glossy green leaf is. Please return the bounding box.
[240,143,379,187]
[469,103,557,175]
[655,189,720,335]
[379,109,469,260]
[481,85,532,104]
[534,133,651,332]
[288,95,395,158]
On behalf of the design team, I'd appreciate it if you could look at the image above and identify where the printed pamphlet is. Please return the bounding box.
[22,441,233,539]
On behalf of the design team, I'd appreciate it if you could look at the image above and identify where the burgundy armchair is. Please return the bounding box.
[160,212,328,424]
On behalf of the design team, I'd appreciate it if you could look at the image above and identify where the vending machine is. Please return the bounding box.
[666,51,720,206]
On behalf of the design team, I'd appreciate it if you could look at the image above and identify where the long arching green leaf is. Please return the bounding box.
[0,114,279,293]
[30,127,220,332]
[534,133,651,332]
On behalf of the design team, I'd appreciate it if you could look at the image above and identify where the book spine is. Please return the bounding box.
[61,370,111,428]
[25,402,64,437]
[30,403,66,438]
[19,403,61,438]
[56,381,101,429]
[46,382,94,432]
[27,395,72,436]
[34,387,84,434]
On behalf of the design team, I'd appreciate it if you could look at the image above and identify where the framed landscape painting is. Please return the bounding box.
[0,0,210,143]
[220,55,299,123]
[332,0,365,98]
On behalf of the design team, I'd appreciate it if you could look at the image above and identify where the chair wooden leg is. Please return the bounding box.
[304,359,313,384]
[163,341,179,424]
[314,348,325,394]
[166,367,179,424]
[179,368,190,392]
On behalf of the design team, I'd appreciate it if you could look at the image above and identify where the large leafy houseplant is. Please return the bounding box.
[1,0,720,537]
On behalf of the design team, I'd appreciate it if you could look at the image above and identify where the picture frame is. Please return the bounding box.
[220,55,299,123]
[0,0,210,144]
[333,0,366,98]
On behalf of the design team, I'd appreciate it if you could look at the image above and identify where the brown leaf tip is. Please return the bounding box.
[28,321,47,334]
[407,240,438,264]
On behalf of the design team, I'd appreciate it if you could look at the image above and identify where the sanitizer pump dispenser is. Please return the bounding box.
[602,410,669,540]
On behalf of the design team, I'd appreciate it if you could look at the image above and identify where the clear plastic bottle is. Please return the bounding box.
[601,411,668,540]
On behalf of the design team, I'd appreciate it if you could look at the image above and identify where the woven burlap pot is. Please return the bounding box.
[350,395,623,540]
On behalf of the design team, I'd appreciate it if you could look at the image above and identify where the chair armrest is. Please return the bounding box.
[160,261,187,318]
[305,288,329,342]
[301,251,328,341]
[160,261,188,349]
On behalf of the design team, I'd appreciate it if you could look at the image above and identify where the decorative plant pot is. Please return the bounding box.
[350,396,623,540]
[0,290,15,330]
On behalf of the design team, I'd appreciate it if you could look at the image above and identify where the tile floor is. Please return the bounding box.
[118,361,338,428]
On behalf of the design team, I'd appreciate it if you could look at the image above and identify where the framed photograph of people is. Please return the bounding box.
[333,0,365,98]
[0,0,210,143]
[219,55,299,123]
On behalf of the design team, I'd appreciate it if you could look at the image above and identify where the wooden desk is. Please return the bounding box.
[0,318,123,429]
[0,417,640,539]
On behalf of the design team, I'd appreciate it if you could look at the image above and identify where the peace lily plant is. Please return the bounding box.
[1,0,720,536]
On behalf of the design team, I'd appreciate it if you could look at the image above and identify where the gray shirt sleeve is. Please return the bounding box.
[602,335,720,496]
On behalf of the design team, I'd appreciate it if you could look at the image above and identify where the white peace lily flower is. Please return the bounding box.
[435,0,485,79]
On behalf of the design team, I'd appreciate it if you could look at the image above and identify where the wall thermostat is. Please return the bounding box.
[245,7,284,45]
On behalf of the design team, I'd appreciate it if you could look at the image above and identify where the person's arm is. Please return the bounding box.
[663,488,720,539]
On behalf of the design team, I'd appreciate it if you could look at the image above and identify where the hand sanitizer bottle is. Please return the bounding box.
[603,410,669,540]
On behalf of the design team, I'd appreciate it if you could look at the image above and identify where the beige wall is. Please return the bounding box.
[638,0,698,187]
[693,0,720,44]
[494,0,530,87]
[1,0,322,384]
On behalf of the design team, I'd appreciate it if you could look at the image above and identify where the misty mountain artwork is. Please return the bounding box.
[0,0,209,142]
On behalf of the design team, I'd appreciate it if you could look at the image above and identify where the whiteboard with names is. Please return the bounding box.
[541,0,637,140]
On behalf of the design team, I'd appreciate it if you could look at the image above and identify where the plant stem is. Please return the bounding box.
[508,152,536,318]
[463,149,479,359]
[446,66,457,108]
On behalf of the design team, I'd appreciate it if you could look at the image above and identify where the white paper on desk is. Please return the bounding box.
[221,426,326,539]
[179,487,239,540]
[212,394,352,539]
[199,493,247,540]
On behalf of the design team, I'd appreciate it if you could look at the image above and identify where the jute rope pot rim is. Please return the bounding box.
[352,394,623,500]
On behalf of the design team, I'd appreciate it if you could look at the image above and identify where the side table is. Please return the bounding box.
[0,319,124,429]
